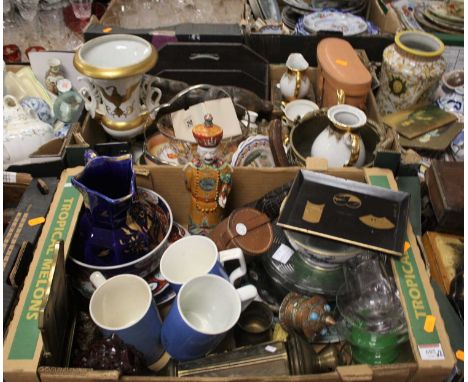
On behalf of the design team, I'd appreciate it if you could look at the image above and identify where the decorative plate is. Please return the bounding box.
[428,2,464,23]
[423,7,464,32]
[303,11,368,36]
[231,135,276,168]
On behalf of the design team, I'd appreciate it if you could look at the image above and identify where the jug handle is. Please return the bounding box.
[336,89,346,105]
[345,132,360,167]
[294,70,302,100]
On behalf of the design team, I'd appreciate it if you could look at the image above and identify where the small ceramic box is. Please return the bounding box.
[316,38,372,110]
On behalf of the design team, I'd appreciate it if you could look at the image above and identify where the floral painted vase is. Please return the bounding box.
[71,150,158,267]
[377,31,446,115]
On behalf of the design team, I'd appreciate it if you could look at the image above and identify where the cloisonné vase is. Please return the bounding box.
[71,150,156,266]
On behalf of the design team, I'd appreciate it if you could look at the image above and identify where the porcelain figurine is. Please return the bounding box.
[184,114,233,235]
[45,58,65,95]
[74,34,162,139]
[71,150,159,267]
[311,90,366,167]
[3,95,55,167]
[377,31,446,115]
[280,53,310,101]
[53,79,85,123]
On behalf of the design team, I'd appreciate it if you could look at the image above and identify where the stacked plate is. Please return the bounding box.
[249,0,282,22]
[302,11,368,36]
[284,0,368,16]
[283,0,369,33]
[414,2,463,36]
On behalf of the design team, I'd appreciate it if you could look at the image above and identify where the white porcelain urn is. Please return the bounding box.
[74,34,162,139]
[311,103,366,168]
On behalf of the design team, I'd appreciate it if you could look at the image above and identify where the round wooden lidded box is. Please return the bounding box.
[316,37,372,110]
[209,207,273,259]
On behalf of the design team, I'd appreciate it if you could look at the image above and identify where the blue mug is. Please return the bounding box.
[159,235,247,293]
[161,274,258,361]
[89,272,170,370]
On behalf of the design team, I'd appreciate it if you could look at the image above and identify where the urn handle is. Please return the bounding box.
[336,89,346,105]
[141,76,162,119]
[77,76,101,119]
[345,132,361,167]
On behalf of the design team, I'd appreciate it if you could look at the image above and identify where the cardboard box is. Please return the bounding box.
[3,165,455,382]
[3,177,59,333]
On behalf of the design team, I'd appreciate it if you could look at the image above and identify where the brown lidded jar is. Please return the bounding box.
[316,37,372,110]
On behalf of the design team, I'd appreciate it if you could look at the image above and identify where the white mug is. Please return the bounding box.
[160,235,247,292]
[161,274,258,361]
[89,272,168,370]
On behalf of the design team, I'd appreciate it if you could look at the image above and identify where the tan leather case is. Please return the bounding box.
[316,37,372,110]
[209,207,273,258]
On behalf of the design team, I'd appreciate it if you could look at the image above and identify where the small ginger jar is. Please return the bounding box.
[45,58,65,95]
[377,31,446,115]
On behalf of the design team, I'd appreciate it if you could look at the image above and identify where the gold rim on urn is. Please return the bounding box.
[73,35,158,80]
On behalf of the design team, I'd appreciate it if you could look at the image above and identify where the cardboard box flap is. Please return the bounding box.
[336,365,372,381]
[364,168,456,375]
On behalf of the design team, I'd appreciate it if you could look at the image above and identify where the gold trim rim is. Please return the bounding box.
[395,30,445,58]
[73,35,158,79]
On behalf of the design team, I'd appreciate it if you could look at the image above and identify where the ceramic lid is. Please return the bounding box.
[317,38,371,96]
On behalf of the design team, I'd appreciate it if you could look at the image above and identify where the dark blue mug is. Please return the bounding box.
[159,235,247,293]
[161,274,258,361]
[89,272,170,370]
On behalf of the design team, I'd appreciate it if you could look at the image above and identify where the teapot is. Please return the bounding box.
[280,53,311,101]
[3,95,55,167]
[310,90,366,167]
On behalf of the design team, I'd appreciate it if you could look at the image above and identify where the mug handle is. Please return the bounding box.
[90,271,107,289]
[219,247,247,286]
[236,284,258,312]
